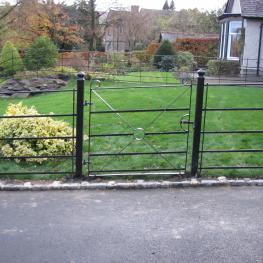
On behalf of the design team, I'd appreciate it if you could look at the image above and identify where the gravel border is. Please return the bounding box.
[1,177,263,191]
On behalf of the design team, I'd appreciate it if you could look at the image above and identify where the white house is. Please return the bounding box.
[219,0,263,76]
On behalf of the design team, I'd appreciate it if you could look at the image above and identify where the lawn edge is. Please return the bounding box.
[1,178,263,191]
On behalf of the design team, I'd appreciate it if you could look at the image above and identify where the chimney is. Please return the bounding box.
[131,5,140,13]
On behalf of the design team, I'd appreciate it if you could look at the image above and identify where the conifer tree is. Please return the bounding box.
[0,41,23,76]
[162,0,169,10]
[170,0,175,10]
[153,40,176,68]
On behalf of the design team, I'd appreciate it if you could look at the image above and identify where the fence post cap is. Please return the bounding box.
[197,69,205,77]
[77,72,85,80]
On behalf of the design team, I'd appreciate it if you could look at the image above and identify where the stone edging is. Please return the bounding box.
[1,177,263,191]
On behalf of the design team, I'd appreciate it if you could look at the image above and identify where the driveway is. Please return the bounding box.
[0,187,263,263]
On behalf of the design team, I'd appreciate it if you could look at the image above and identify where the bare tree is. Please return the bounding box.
[0,1,21,21]
[107,8,150,51]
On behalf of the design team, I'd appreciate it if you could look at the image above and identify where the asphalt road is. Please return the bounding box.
[0,187,263,263]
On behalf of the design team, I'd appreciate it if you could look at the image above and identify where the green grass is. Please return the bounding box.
[0,72,262,180]
[112,71,180,84]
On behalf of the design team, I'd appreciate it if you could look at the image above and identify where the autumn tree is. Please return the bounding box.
[1,0,83,49]
[0,1,21,31]
[42,1,84,49]
[6,0,49,48]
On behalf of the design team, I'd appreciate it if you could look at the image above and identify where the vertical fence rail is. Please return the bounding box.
[191,70,205,177]
[75,72,85,178]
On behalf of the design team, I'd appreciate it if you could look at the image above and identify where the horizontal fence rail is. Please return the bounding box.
[0,85,77,178]
[198,82,263,176]
[87,79,193,178]
[1,49,263,179]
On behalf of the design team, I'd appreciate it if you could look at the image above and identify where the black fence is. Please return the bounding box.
[1,48,263,85]
[198,82,263,176]
[0,52,263,178]
[86,79,193,177]
[0,86,77,178]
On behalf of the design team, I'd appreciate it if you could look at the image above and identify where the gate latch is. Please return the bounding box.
[180,114,194,132]
[84,101,93,106]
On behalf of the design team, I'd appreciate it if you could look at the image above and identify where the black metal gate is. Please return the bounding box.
[85,80,193,177]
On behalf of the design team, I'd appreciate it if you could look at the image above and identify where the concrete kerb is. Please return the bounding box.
[0,177,263,191]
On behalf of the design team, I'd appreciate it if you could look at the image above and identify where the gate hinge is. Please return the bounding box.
[84,101,93,106]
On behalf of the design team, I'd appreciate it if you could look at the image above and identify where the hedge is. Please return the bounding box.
[174,37,219,67]
[207,59,240,76]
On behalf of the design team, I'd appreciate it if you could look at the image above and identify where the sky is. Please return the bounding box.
[95,0,227,11]
[3,0,227,11]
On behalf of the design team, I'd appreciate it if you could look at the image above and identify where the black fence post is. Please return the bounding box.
[75,72,85,178]
[191,70,205,177]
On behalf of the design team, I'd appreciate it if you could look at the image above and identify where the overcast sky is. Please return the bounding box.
[95,0,227,11]
[2,0,227,11]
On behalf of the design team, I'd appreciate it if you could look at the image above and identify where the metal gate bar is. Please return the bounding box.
[198,81,263,175]
[86,79,193,177]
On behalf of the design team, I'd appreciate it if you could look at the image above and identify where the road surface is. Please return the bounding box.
[0,187,263,263]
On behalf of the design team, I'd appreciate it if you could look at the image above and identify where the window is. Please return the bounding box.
[219,22,228,59]
[119,25,123,34]
[227,21,242,60]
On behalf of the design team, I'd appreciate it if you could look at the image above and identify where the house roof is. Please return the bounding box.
[222,0,263,19]
[240,0,263,18]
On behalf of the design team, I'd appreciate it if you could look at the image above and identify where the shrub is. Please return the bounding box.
[159,56,176,72]
[176,51,196,69]
[0,103,74,164]
[24,37,59,70]
[55,66,77,75]
[174,37,219,67]
[176,66,194,84]
[14,66,77,79]
[0,41,23,76]
[153,40,176,68]
[207,59,240,76]
[134,43,145,51]
[146,42,160,57]
[133,51,151,64]
[58,51,91,70]
[105,52,127,73]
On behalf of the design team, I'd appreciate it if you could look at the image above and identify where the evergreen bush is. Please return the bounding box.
[153,40,176,68]
[24,37,59,70]
[207,59,240,76]
[0,103,74,164]
[0,41,23,76]
[176,51,195,69]
[159,56,176,72]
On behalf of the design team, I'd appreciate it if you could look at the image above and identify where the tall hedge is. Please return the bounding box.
[24,37,59,70]
[174,37,219,67]
[0,41,23,76]
[153,40,176,68]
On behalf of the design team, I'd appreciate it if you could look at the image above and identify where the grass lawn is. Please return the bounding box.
[0,71,262,180]
[111,71,180,84]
